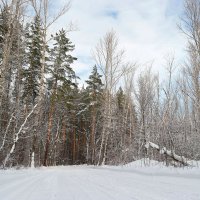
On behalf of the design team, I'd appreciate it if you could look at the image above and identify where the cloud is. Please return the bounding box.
[50,0,187,85]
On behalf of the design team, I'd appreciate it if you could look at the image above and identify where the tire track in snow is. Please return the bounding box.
[1,166,200,200]
[0,171,48,200]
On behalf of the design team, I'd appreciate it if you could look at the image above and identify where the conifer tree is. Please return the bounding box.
[0,6,11,115]
[23,15,43,106]
[85,65,103,103]
[44,29,77,166]
[116,87,125,112]
[0,6,9,64]
[0,5,24,133]
[85,65,103,164]
[48,28,77,94]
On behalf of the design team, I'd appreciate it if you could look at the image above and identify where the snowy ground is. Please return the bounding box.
[0,160,200,200]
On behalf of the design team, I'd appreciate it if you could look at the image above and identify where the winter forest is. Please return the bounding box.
[1,0,200,169]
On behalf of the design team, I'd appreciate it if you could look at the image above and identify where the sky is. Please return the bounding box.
[50,0,187,84]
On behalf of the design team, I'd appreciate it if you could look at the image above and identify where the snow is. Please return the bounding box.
[146,142,159,150]
[0,160,200,200]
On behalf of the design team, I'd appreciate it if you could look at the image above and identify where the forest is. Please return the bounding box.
[0,0,200,169]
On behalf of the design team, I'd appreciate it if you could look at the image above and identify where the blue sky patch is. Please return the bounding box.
[104,9,119,19]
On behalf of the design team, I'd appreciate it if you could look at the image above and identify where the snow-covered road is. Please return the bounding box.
[0,163,200,200]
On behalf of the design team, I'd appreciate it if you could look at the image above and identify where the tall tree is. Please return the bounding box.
[43,29,77,166]
[23,15,43,106]
[85,65,103,164]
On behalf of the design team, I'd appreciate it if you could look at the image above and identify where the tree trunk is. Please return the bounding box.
[43,104,55,166]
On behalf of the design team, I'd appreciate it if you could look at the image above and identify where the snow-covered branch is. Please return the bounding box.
[145,141,190,166]
[0,112,15,152]
[3,104,38,167]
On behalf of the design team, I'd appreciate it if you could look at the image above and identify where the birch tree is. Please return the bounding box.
[134,67,157,158]
[94,30,126,165]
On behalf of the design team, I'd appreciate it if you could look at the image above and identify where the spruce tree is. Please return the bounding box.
[85,65,103,164]
[0,6,9,63]
[23,15,43,105]
[116,87,125,112]
[85,65,103,104]
[0,5,24,133]
[0,5,22,98]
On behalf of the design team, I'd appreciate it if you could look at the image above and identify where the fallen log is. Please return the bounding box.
[145,141,190,166]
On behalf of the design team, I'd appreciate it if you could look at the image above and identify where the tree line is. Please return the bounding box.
[0,0,200,168]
